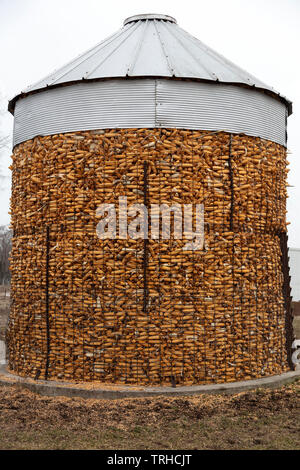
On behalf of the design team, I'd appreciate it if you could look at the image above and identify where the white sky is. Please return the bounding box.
[0,0,299,245]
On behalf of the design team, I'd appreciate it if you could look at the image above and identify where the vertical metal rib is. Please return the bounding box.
[153,20,174,75]
[228,134,234,231]
[143,161,149,318]
[280,232,294,370]
[127,20,148,75]
[45,226,51,380]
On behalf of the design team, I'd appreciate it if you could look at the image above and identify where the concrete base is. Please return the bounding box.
[0,364,299,400]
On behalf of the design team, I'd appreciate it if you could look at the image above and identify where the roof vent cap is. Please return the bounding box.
[124,13,177,26]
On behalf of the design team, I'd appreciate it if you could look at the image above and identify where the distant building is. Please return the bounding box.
[289,248,300,302]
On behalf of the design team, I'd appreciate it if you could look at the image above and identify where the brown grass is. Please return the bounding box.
[0,380,299,450]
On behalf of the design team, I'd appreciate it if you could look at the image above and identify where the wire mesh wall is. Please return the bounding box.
[6,128,294,385]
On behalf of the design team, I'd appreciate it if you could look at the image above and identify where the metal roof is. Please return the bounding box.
[9,13,292,114]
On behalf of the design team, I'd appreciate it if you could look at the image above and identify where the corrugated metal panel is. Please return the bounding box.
[289,248,300,302]
[9,14,291,114]
[13,78,287,147]
[13,80,156,145]
[156,80,287,145]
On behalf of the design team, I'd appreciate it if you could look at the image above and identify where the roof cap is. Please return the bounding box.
[124,14,177,25]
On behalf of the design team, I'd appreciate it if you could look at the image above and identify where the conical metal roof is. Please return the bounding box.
[9,13,291,114]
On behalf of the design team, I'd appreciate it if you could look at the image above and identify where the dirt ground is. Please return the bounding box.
[0,381,299,450]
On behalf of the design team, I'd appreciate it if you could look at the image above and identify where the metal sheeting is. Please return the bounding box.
[13,80,156,145]
[10,15,291,114]
[156,80,287,145]
[13,78,287,147]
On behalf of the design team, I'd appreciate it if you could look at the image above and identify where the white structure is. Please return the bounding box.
[289,249,300,302]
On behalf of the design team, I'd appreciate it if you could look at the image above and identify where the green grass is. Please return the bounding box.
[0,413,299,450]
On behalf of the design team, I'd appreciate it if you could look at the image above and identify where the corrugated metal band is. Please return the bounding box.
[13,78,287,147]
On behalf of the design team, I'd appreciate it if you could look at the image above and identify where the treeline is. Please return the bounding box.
[0,226,12,285]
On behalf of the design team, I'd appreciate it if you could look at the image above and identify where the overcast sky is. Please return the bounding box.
[0,0,299,246]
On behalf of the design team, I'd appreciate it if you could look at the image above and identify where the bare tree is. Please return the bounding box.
[0,90,12,203]
[0,93,12,287]
[0,92,10,152]
[0,226,12,285]
[0,134,9,150]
